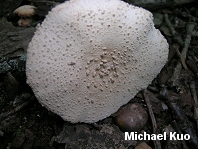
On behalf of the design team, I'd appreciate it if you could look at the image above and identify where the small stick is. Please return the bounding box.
[167,22,196,87]
[174,45,188,70]
[160,87,198,148]
[0,97,32,121]
[28,0,58,4]
[164,14,184,46]
[143,89,162,149]
[187,59,198,77]
[172,120,189,149]
[182,22,197,60]
[192,30,198,36]
[189,81,198,130]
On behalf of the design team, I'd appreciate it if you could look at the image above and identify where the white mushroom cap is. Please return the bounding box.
[26,0,168,123]
[18,18,32,27]
[14,5,36,18]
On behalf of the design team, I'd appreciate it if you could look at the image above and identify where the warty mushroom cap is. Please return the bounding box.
[26,0,169,123]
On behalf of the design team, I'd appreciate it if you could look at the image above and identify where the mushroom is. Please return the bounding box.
[26,0,169,123]
[14,5,36,18]
[18,18,32,27]
[14,5,36,27]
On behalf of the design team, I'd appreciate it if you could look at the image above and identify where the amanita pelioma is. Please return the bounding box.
[26,0,169,123]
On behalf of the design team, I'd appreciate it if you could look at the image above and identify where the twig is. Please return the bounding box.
[192,30,198,36]
[189,81,198,130]
[187,59,198,77]
[167,22,196,87]
[0,96,33,121]
[167,62,182,87]
[126,0,197,11]
[159,87,198,148]
[28,0,58,4]
[182,22,197,60]
[143,89,162,149]
[175,9,198,22]
[164,14,184,46]
[172,120,189,149]
[174,45,188,70]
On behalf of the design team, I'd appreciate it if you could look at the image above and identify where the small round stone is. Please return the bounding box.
[113,103,148,132]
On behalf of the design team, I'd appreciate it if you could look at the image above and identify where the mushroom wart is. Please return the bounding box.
[26,0,169,123]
